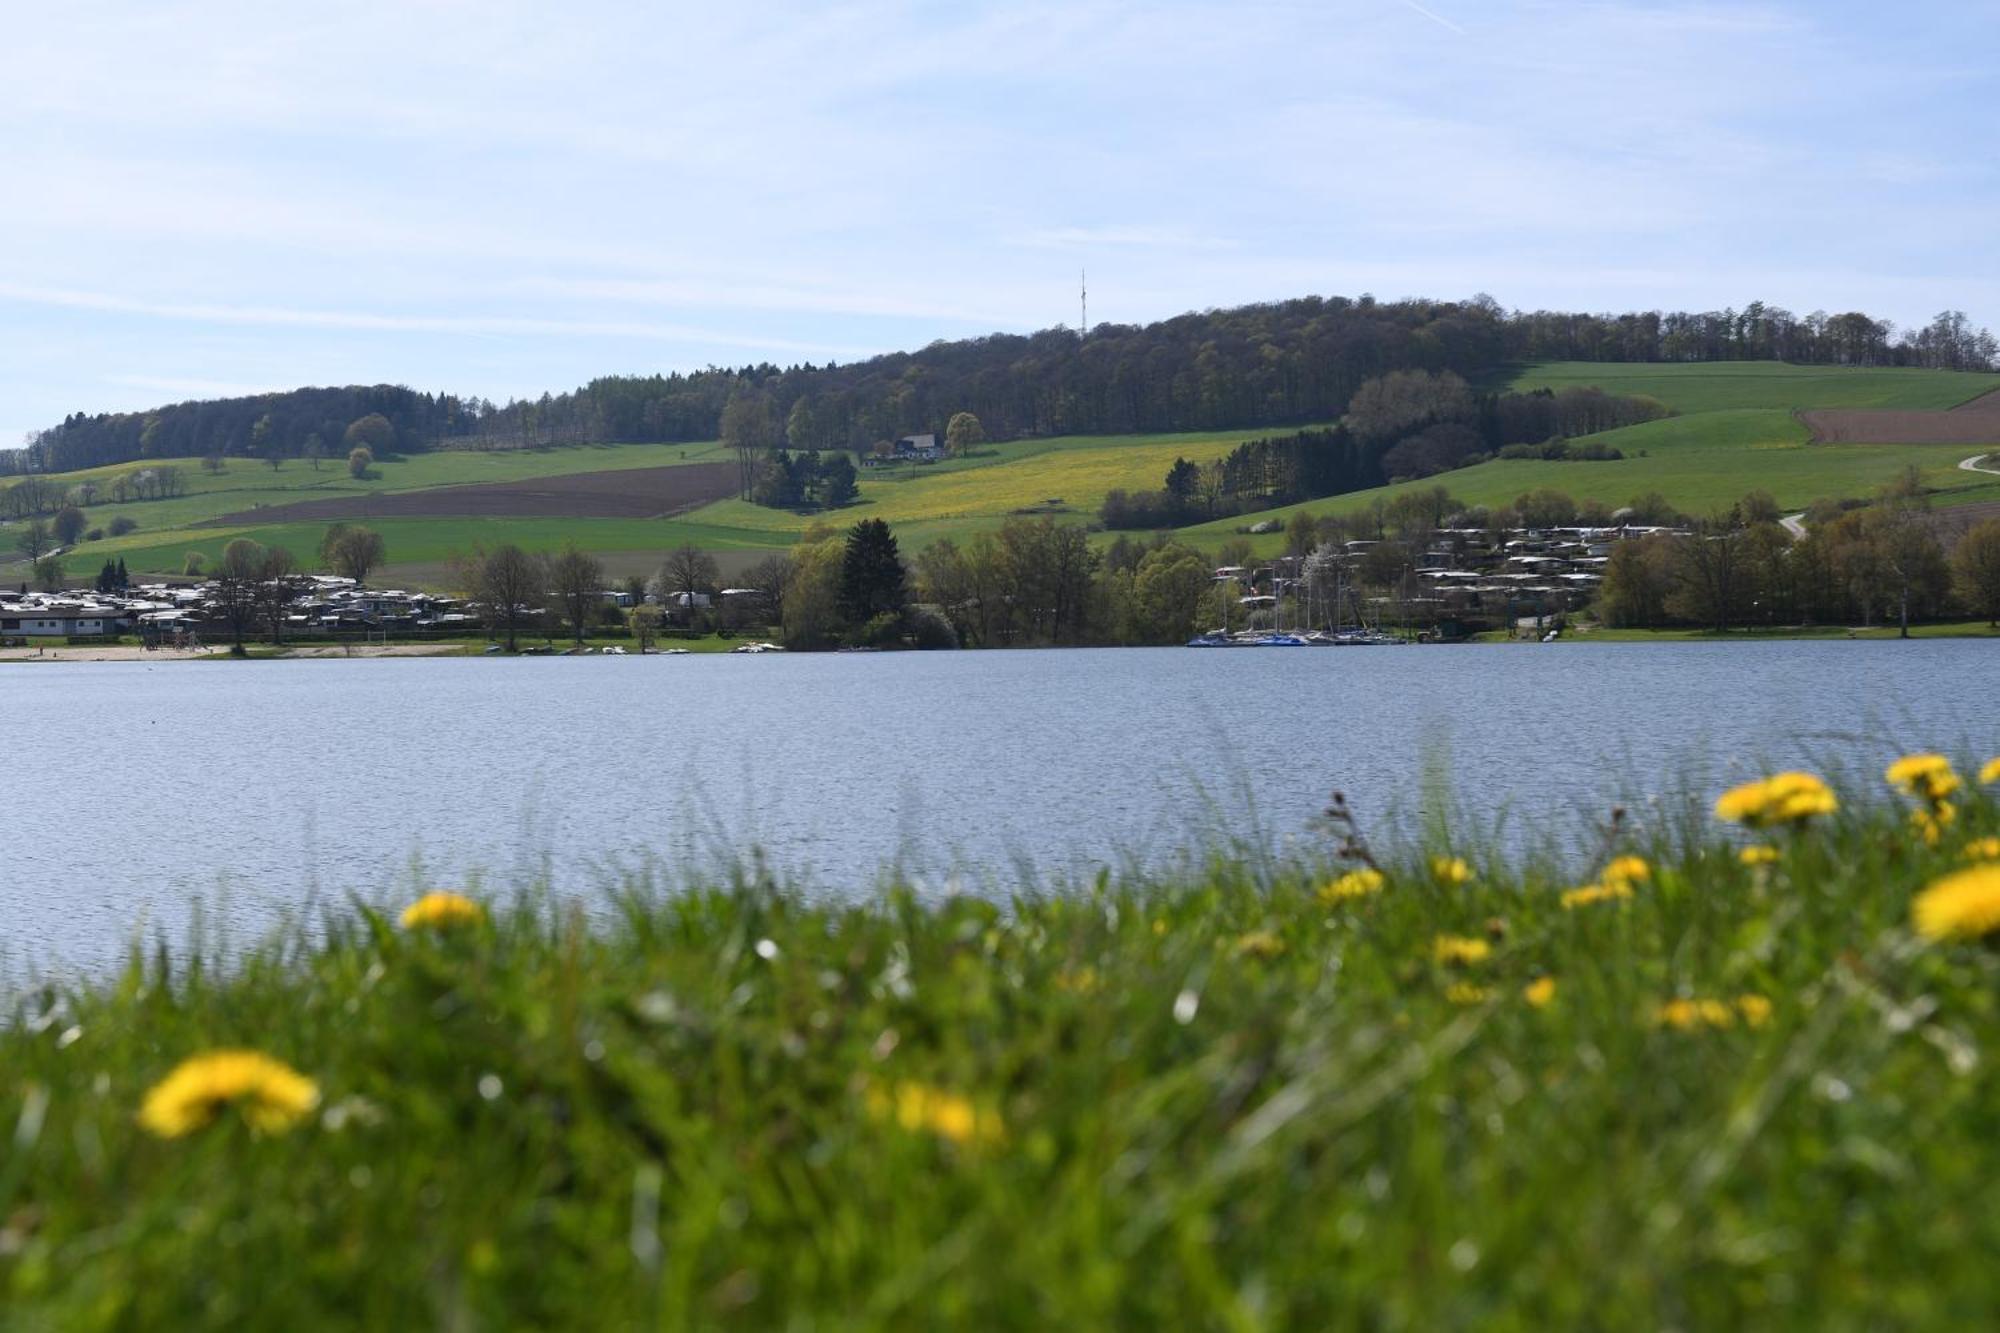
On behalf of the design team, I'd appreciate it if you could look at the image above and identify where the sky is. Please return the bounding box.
[2,0,1996,445]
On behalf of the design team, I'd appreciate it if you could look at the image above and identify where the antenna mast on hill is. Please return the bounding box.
[1080,270,1088,339]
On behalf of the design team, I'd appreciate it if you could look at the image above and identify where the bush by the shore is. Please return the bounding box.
[5,759,2000,1327]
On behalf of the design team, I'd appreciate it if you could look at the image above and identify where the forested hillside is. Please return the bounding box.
[8,296,1995,477]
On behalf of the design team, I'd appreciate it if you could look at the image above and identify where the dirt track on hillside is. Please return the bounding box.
[203,463,738,526]
[1803,390,2000,445]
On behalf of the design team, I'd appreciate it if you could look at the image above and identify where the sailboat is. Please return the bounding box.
[1301,546,1401,645]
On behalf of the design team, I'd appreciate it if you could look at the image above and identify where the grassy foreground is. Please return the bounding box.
[7,765,2000,1327]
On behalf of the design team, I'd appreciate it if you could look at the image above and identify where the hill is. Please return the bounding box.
[14,429,1273,584]
[1176,362,2000,556]
[8,296,1996,478]
[8,361,2000,585]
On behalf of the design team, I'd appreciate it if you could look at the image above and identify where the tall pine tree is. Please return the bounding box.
[839,519,907,625]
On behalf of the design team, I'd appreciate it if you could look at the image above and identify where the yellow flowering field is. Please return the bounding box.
[3,754,2000,1327]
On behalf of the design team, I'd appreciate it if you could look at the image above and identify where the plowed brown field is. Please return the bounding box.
[203,463,738,526]
[1803,390,2000,444]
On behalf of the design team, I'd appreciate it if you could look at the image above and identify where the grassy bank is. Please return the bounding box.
[7,761,2000,1327]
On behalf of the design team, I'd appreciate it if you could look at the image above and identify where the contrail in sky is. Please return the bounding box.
[1392,0,1466,34]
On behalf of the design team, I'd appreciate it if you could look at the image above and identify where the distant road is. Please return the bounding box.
[1780,513,1807,540]
[1960,453,2000,476]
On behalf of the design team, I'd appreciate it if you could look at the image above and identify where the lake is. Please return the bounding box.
[6,641,1994,974]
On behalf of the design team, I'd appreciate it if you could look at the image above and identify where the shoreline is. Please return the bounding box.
[0,641,473,663]
[4,623,1998,662]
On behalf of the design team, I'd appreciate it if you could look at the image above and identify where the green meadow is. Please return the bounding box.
[13,429,1275,582]
[10,362,2000,583]
[6,765,2000,1326]
[1176,413,1996,556]
[1506,361,2000,413]
[1181,363,2000,556]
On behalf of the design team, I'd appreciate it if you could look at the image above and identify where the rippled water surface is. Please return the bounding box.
[7,642,1994,971]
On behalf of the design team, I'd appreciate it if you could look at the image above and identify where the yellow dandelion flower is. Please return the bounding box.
[1964,838,2000,863]
[1055,966,1100,995]
[1655,998,1739,1031]
[1911,803,1958,848]
[1887,753,1962,805]
[1233,931,1285,960]
[1560,882,1633,910]
[1432,934,1491,966]
[866,1081,1004,1146]
[1445,982,1491,1005]
[1912,865,2000,942]
[1523,976,1557,1008]
[1714,771,1837,828]
[1318,868,1386,904]
[1602,855,1650,889]
[1981,757,2000,786]
[1738,845,1781,867]
[1735,994,1773,1028]
[138,1050,320,1138]
[399,892,484,930]
[1430,856,1472,886]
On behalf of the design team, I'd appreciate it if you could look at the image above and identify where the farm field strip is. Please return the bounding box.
[1507,361,2000,413]
[680,432,1261,543]
[1803,389,2000,445]
[7,442,736,538]
[199,463,740,526]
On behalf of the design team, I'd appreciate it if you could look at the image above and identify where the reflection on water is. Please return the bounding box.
[5,641,1993,972]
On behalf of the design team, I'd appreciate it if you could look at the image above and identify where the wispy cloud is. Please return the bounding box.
[1009,225,1241,252]
[1389,0,1466,35]
[0,284,879,358]
[107,374,291,400]
[502,275,1024,329]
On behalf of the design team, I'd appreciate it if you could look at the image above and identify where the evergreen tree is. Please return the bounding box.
[752,448,804,508]
[839,519,907,625]
[116,558,128,589]
[818,452,859,508]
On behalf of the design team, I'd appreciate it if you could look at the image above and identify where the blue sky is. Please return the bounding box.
[2,0,1995,444]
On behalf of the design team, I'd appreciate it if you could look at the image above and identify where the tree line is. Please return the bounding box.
[1597,474,2000,635]
[166,488,2000,656]
[11,295,1993,477]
